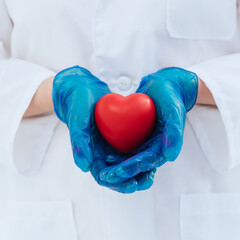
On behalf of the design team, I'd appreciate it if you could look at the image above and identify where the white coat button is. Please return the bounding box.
[117,76,132,91]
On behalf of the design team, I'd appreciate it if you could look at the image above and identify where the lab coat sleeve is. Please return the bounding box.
[0,0,58,173]
[186,53,240,173]
[184,1,240,173]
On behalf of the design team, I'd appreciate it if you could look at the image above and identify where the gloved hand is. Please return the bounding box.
[52,66,156,193]
[90,126,156,193]
[99,67,198,183]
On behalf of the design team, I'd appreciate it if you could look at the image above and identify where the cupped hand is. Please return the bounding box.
[90,127,156,193]
[52,66,156,193]
[100,67,198,183]
[52,66,111,172]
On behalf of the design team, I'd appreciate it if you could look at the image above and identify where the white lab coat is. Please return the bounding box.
[0,0,240,239]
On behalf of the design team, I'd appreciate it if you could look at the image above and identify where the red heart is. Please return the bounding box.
[94,93,156,153]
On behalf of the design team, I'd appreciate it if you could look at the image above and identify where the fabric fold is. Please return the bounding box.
[187,53,240,172]
[0,58,57,172]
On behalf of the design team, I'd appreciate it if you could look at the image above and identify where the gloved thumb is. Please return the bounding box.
[67,93,95,172]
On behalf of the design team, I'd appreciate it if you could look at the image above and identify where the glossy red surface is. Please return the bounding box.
[94,93,156,153]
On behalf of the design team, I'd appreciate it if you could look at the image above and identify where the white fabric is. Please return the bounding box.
[167,0,237,40]
[187,54,240,172]
[0,0,56,172]
[181,193,240,240]
[0,201,78,240]
[13,114,58,174]
[0,0,240,239]
[187,106,230,173]
[0,59,56,172]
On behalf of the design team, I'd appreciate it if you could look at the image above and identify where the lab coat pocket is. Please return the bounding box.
[167,0,237,40]
[180,193,240,240]
[2,201,78,240]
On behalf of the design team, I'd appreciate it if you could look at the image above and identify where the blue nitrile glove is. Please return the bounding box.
[90,127,156,193]
[100,67,198,183]
[52,66,156,193]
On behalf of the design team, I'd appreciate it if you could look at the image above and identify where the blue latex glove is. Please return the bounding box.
[52,66,156,193]
[100,67,198,183]
[90,126,156,193]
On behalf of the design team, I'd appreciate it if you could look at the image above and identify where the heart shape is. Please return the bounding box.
[94,93,156,153]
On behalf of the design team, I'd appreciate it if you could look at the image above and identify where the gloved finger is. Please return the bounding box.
[71,131,93,172]
[96,147,130,184]
[112,102,186,179]
[105,134,165,181]
[115,149,166,179]
[68,94,94,172]
[100,164,157,192]
[99,164,128,183]
[160,100,186,162]
[99,130,161,182]
[91,158,138,194]
[98,152,132,184]
[90,126,131,184]
[99,127,162,183]
[146,85,186,162]
[136,168,156,191]
[105,152,128,164]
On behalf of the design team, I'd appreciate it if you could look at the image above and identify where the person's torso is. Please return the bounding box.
[2,1,240,239]
[5,0,240,95]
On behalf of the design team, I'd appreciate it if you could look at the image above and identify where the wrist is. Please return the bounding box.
[196,78,216,106]
[24,76,55,118]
